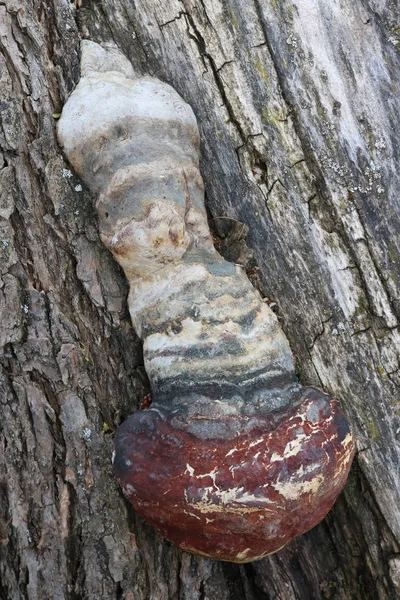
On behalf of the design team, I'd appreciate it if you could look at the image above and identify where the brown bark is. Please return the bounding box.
[1,1,400,599]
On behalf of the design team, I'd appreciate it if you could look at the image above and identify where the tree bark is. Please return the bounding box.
[1,1,400,598]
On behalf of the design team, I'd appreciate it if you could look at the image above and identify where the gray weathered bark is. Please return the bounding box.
[1,0,400,598]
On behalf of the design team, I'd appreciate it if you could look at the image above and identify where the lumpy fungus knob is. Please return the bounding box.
[57,41,355,563]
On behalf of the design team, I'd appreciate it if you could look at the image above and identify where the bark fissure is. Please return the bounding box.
[158,11,187,30]
[183,12,247,145]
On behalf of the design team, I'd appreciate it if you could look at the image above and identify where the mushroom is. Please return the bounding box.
[57,41,355,563]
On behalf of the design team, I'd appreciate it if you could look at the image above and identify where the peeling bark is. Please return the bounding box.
[1,1,400,599]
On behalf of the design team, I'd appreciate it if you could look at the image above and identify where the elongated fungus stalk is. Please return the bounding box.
[57,41,355,563]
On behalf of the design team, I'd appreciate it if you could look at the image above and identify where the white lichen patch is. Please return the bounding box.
[81,427,92,441]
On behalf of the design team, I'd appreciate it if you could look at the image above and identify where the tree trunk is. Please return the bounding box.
[1,0,400,598]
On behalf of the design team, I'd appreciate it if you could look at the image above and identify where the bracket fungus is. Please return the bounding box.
[57,41,355,563]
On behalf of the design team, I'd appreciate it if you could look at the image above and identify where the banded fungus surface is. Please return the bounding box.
[57,41,355,563]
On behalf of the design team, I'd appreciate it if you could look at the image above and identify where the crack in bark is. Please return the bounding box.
[289,158,306,168]
[306,316,333,351]
[350,200,399,324]
[183,12,247,146]
[158,11,187,30]
[264,178,288,217]
[216,59,235,73]
[350,326,372,336]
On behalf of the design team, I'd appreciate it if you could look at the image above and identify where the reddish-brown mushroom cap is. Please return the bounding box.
[114,386,354,563]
